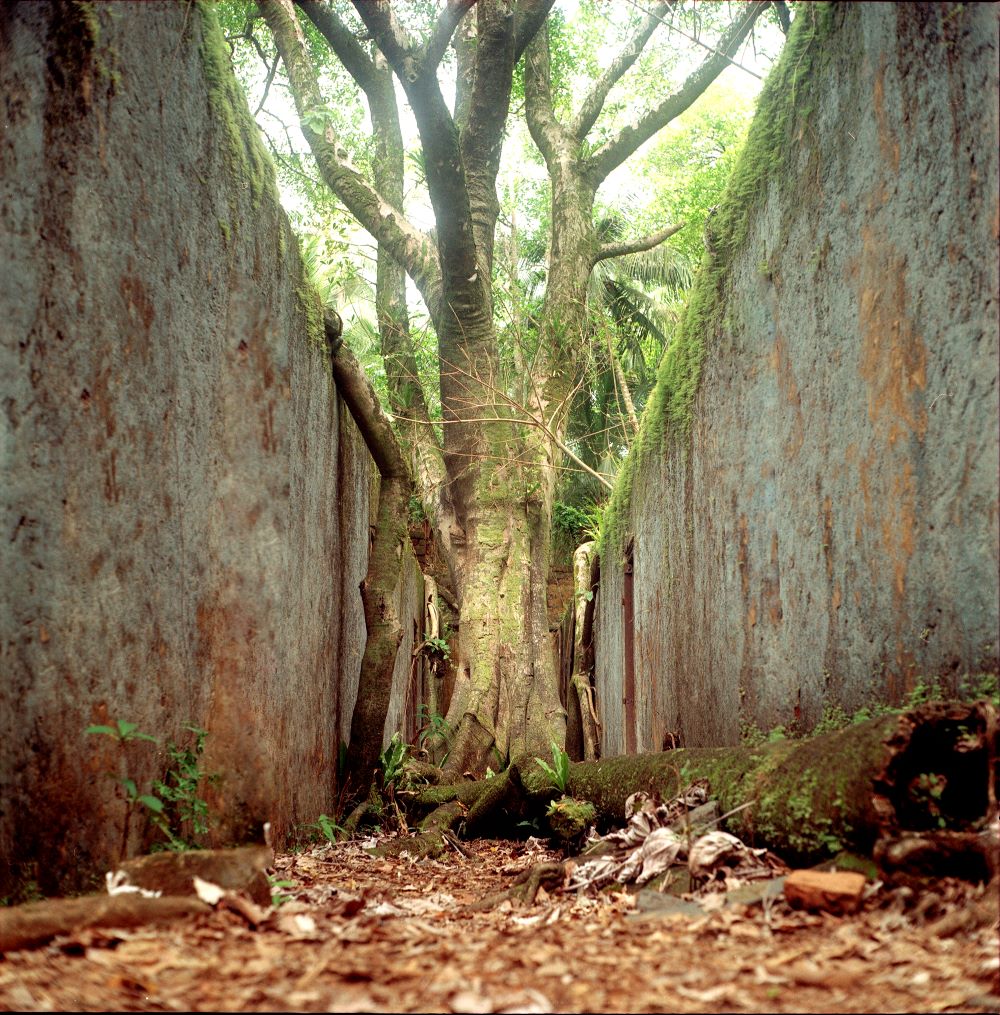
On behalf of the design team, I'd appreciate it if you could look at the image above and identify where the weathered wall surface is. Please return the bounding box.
[595,3,999,754]
[0,1,422,896]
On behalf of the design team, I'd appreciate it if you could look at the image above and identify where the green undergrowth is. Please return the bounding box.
[600,4,836,557]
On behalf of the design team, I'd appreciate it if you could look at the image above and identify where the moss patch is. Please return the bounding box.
[600,4,836,557]
[194,0,275,214]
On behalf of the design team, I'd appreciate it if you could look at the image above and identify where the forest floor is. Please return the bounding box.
[0,835,997,1014]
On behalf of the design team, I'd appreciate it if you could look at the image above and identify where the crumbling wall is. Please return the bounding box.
[594,3,999,754]
[0,0,422,896]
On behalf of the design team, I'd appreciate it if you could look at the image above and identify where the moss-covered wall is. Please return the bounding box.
[594,2,999,753]
[0,0,422,896]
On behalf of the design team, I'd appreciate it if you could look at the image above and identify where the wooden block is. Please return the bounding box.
[114,844,274,907]
[783,869,867,914]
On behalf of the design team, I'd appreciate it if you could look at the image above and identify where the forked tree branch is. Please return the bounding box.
[570,1,673,141]
[588,0,769,182]
[593,221,685,265]
[259,0,443,315]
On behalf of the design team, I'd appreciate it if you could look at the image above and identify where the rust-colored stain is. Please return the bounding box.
[119,274,155,334]
[761,530,783,625]
[821,495,834,580]
[872,63,900,173]
[768,330,804,457]
[87,364,117,439]
[857,226,928,444]
[881,459,917,602]
[102,448,120,503]
[737,514,750,599]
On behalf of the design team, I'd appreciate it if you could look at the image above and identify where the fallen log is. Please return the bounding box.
[0,894,211,953]
[551,701,998,871]
[399,701,997,876]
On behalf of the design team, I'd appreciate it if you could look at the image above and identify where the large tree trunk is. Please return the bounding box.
[442,491,566,778]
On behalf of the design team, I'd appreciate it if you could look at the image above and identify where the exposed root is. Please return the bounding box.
[470,861,567,911]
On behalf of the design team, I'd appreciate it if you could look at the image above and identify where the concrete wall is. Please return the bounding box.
[594,2,999,754]
[0,0,422,896]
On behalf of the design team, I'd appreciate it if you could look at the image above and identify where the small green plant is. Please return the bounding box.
[416,705,452,766]
[379,733,409,791]
[534,741,570,794]
[407,494,427,524]
[86,718,216,858]
[904,677,946,708]
[813,704,851,735]
[420,636,451,661]
[87,719,168,860]
[268,875,297,907]
[957,671,999,706]
[152,724,216,850]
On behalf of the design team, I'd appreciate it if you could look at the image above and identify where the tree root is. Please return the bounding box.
[372,800,466,860]
[470,861,567,911]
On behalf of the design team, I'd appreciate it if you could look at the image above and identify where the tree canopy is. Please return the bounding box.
[218,0,786,793]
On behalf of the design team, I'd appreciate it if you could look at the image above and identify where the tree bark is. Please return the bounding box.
[324,312,417,800]
[566,541,600,761]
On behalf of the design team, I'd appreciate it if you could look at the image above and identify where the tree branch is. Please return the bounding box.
[772,1,792,35]
[513,0,557,63]
[570,1,672,142]
[295,0,378,94]
[352,0,478,283]
[258,0,443,315]
[422,0,476,74]
[593,221,684,265]
[587,1,769,183]
[523,21,567,166]
[324,311,410,482]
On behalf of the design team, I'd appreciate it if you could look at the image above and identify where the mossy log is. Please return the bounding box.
[559,702,997,867]
[403,702,997,874]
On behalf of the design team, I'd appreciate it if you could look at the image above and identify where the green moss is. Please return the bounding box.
[297,281,326,352]
[599,4,836,558]
[194,0,275,213]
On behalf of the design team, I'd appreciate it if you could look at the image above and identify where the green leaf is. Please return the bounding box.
[138,794,164,813]
[117,720,138,737]
[85,724,117,737]
[121,778,138,797]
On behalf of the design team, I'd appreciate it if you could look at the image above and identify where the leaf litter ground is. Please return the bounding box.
[1,836,997,1013]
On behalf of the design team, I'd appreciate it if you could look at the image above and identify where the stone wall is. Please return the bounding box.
[594,3,999,754]
[0,1,422,896]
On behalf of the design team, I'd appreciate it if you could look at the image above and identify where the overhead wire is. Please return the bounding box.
[617,0,765,80]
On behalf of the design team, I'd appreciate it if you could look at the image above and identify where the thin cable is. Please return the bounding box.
[620,0,765,81]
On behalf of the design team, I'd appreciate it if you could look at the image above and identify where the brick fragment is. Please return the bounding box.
[783,869,867,914]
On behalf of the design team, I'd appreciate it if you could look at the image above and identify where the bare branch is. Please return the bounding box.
[258,0,442,313]
[435,352,614,492]
[593,221,684,265]
[588,1,769,183]
[570,1,672,142]
[513,0,557,63]
[324,311,410,482]
[253,51,281,117]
